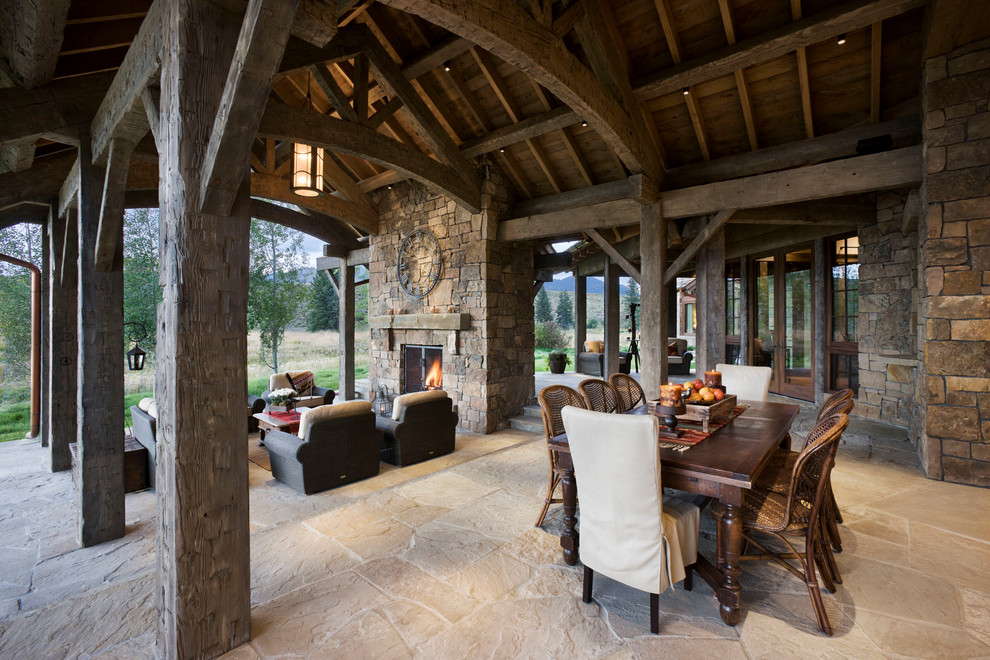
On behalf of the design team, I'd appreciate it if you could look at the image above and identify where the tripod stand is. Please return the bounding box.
[625,303,640,372]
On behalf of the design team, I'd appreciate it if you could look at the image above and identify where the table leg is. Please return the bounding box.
[259,428,266,446]
[718,501,743,625]
[560,463,579,566]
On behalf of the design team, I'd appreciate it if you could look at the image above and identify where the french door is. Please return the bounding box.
[751,245,815,401]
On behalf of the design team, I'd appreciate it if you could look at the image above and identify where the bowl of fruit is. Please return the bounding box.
[682,378,726,406]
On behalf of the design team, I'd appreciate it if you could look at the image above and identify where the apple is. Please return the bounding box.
[683,381,694,390]
[693,379,704,391]
[713,389,725,402]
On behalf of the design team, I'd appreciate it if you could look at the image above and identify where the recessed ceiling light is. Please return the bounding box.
[682,87,690,95]
[581,120,588,127]
[837,33,846,45]
[443,61,451,72]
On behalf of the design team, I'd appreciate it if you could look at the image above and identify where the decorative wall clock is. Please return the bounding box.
[397,228,443,298]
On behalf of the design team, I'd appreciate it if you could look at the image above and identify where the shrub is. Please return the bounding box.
[587,318,601,329]
[535,321,569,350]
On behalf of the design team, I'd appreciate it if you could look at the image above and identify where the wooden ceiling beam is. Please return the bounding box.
[321,151,378,213]
[211,0,337,47]
[633,0,926,101]
[0,71,115,144]
[525,74,595,186]
[665,115,919,188]
[258,102,480,213]
[458,106,579,158]
[663,209,735,284]
[249,196,361,246]
[717,0,759,151]
[662,146,921,219]
[512,173,657,218]
[311,64,358,121]
[683,90,711,160]
[251,172,377,234]
[729,201,876,226]
[0,0,72,88]
[377,0,662,181]
[201,0,300,216]
[791,1,815,139]
[871,22,882,124]
[500,198,644,241]
[587,228,641,284]
[0,150,75,212]
[0,203,49,232]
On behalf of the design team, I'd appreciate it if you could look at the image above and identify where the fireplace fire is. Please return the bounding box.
[403,345,443,393]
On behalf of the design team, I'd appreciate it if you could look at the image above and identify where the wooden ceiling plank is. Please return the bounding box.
[201,0,300,216]
[633,0,927,101]
[662,145,922,219]
[871,21,882,124]
[89,0,161,165]
[587,228,641,283]
[663,209,736,284]
[377,0,661,181]
[528,80,594,185]
[258,102,480,213]
[312,64,359,121]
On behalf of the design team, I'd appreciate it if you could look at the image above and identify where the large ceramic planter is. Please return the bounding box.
[548,356,567,374]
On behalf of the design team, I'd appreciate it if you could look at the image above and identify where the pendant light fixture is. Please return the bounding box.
[292,72,324,197]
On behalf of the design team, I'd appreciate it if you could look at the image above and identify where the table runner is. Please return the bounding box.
[268,410,301,434]
[663,405,748,447]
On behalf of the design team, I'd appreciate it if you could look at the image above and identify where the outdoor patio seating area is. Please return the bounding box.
[1,401,987,658]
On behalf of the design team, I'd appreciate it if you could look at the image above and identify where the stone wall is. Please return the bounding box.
[856,189,921,428]
[367,159,534,433]
[919,38,990,487]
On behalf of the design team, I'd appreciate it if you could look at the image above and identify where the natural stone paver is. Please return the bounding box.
[1,413,989,658]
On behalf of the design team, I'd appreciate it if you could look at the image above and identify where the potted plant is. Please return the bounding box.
[268,387,297,412]
[547,351,571,374]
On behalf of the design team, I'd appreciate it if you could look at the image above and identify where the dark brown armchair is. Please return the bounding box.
[377,390,458,466]
[264,401,381,494]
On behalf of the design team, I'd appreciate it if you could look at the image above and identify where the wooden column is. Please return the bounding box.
[49,207,76,472]
[738,256,750,366]
[573,272,586,362]
[76,134,125,547]
[157,2,251,656]
[696,229,726,373]
[40,216,50,446]
[339,264,356,399]
[640,202,666,398]
[603,260,620,376]
[813,238,826,405]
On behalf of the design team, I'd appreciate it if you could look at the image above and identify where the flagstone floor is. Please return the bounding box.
[0,403,988,659]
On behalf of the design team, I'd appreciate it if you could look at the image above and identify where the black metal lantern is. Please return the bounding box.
[291,72,324,198]
[124,322,149,371]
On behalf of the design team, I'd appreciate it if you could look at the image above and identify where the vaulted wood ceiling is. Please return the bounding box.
[2,0,987,273]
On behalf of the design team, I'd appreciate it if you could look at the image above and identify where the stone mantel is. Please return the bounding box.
[370,313,472,354]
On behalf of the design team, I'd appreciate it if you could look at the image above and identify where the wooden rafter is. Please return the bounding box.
[716,0,759,151]
[587,229,641,284]
[312,64,358,121]
[376,0,663,181]
[791,0,815,139]
[258,102,481,212]
[201,0,300,215]
[633,0,926,101]
[871,22,882,123]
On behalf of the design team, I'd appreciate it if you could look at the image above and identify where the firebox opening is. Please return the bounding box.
[403,345,443,393]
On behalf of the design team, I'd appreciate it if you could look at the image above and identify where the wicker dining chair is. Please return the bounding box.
[579,378,621,413]
[534,385,587,527]
[609,373,646,413]
[712,413,850,636]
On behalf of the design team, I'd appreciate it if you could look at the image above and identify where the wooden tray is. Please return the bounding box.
[676,394,737,433]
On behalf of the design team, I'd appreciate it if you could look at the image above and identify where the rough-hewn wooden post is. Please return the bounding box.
[573,272,586,363]
[49,207,76,472]
[640,202,665,398]
[604,259,620,376]
[339,264,356,399]
[696,230,726,373]
[156,2,251,656]
[40,213,51,447]
[738,256,750,366]
[813,239,826,404]
[76,134,125,546]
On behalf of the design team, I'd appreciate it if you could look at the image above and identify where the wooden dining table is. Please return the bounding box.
[548,399,800,626]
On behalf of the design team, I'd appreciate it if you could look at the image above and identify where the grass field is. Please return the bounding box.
[0,328,372,442]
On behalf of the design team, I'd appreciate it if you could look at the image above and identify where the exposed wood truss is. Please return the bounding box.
[663,209,736,285]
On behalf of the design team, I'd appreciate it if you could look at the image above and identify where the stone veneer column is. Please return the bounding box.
[919,38,990,486]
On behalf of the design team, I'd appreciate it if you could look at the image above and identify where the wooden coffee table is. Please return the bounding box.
[253,409,307,444]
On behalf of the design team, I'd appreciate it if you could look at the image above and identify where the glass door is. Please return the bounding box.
[750,246,815,401]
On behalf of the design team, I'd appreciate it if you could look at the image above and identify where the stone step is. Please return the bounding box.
[522,404,542,417]
[509,413,544,434]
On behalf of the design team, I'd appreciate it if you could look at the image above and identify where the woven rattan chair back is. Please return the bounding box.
[783,413,849,531]
[802,398,853,451]
[579,378,620,413]
[609,373,646,412]
[817,389,854,421]
[538,385,587,439]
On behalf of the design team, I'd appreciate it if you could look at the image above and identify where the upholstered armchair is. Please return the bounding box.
[264,400,381,494]
[665,337,695,375]
[577,341,631,377]
[130,398,158,489]
[376,390,458,466]
[261,370,335,409]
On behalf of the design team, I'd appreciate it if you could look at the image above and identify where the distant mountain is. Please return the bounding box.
[543,275,629,296]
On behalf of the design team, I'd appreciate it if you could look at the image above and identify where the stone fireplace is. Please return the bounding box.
[367,159,535,433]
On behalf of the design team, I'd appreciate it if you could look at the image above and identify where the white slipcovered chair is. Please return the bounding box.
[716,363,773,402]
[561,406,700,634]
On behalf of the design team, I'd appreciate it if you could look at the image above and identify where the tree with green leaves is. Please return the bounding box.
[535,287,553,323]
[625,278,640,310]
[0,223,41,390]
[306,270,339,331]
[247,218,306,372]
[555,291,574,329]
[123,208,161,356]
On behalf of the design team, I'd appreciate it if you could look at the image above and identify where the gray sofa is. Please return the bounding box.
[666,337,695,376]
[264,401,381,494]
[377,390,458,466]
